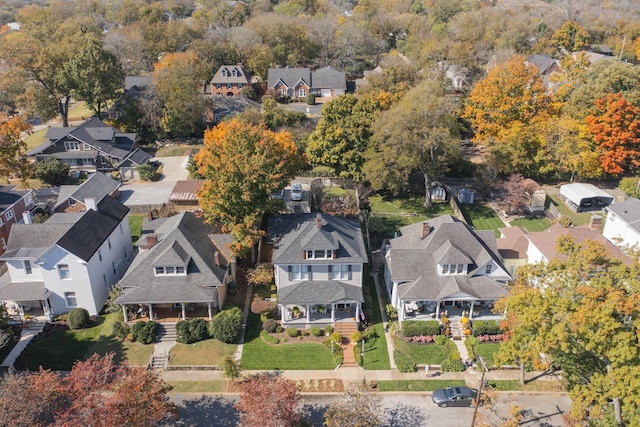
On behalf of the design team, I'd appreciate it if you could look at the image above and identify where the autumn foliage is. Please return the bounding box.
[235,372,302,427]
[0,114,30,180]
[585,93,640,175]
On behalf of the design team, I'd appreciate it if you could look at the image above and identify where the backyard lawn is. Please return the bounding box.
[23,128,48,151]
[156,144,203,157]
[15,313,153,371]
[369,195,452,216]
[169,339,236,366]
[129,214,144,244]
[458,203,505,237]
[241,312,337,370]
[547,194,598,226]
[393,336,449,365]
[509,216,552,232]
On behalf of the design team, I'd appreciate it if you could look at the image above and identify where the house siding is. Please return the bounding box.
[0,193,34,256]
[603,212,640,249]
[275,263,363,289]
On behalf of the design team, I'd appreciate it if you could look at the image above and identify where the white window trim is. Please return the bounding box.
[0,237,6,250]
[5,209,14,221]
[64,292,78,308]
[24,260,33,275]
[58,264,71,280]
[329,264,351,280]
[154,266,188,276]
[64,141,80,151]
[288,265,310,281]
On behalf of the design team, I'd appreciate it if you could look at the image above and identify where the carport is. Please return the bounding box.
[559,183,614,212]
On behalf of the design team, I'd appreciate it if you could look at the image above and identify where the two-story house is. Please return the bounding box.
[115,212,236,322]
[383,215,511,326]
[269,213,368,329]
[0,196,132,319]
[0,186,34,256]
[25,118,152,179]
[267,66,346,100]
[210,64,252,97]
[53,172,121,213]
[603,198,640,250]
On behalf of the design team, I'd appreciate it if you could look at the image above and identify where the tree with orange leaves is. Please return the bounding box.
[194,118,303,256]
[585,93,640,175]
[0,114,31,181]
[235,372,302,427]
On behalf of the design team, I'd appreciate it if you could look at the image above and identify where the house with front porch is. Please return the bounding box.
[382,215,511,328]
[269,213,368,329]
[115,212,236,322]
[0,196,132,320]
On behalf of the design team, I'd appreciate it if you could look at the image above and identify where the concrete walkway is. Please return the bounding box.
[0,321,46,368]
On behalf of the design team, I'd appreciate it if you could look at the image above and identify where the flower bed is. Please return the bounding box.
[408,335,439,343]
[477,334,505,342]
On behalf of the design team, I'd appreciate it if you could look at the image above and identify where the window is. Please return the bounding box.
[58,264,71,280]
[216,83,222,89]
[329,264,351,280]
[298,88,306,97]
[64,141,80,151]
[5,209,14,221]
[155,266,187,276]
[165,266,175,274]
[81,158,93,166]
[68,199,76,206]
[227,83,232,89]
[0,238,5,250]
[64,292,78,307]
[232,69,238,76]
[155,266,164,275]
[222,69,228,77]
[485,264,492,274]
[457,264,464,274]
[82,143,91,150]
[176,266,185,274]
[442,264,449,274]
[238,83,243,89]
[306,250,331,259]
[98,250,102,262]
[24,260,33,275]
[0,216,4,226]
[288,265,310,281]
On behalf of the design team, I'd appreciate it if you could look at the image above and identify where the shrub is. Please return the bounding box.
[137,163,158,181]
[362,328,377,341]
[275,325,284,333]
[132,321,157,344]
[209,307,242,343]
[328,332,342,345]
[435,335,448,346]
[410,335,436,343]
[67,308,90,329]
[559,215,572,228]
[394,350,416,372]
[385,304,398,321]
[402,320,441,337]
[301,329,310,337]
[34,158,70,186]
[287,327,299,337]
[351,331,363,343]
[306,94,315,105]
[260,330,279,344]
[112,321,131,339]
[263,319,278,333]
[251,294,275,315]
[310,327,323,337]
[472,320,501,337]
[324,326,334,335]
[477,334,506,342]
[176,319,209,344]
[441,359,465,372]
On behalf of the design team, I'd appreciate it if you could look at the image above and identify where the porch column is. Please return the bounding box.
[181,303,186,321]
[43,299,53,321]
[18,304,25,320]
[306,304,310,322]
[122,305,129,323]
[435,302,440,319]
[207,302,213,320]
[331,303,335,322]
[469,301,475,319]
[355,303,361,322]
[148,304,154,321]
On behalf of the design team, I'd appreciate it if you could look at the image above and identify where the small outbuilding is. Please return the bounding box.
[458,188,475,204]
[522,178,546,213]
[559,183,614,212]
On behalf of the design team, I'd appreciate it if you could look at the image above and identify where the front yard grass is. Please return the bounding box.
[155,144,203,157]
[16,313,153,371]
[362,275,390,370]
[167,381,228,393]
[377,379,467,392]
[241,312,337,370]
[393,336,449,365]
[458,204,505,237]
[473,343,501,368]
[169,339,236,366]
[509,216,552,232]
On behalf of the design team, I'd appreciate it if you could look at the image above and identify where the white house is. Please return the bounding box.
[603,198,640,250]
[0,196,132,319]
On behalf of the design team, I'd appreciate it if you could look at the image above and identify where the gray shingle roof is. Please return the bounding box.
[313,66,346,90]
[267,68,311,89]
[607,198,640,232]
[210,65,251,85]
[0,223,73,260]
[0,273,51,301]
[0,186,29,211]
[278,280,363,304]
[55,172,120,209]
[116,212,230,304]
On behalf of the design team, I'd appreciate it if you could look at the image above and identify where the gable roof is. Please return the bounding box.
[209,95,261,119]
[0,223,74,260]
[312,66,346,90]
[267,68,311,89]
[116,212,231,304]
[270,213,367,265]
[0,186,31,212]
[607,198,640,232]
[210,64,251,85]
[497,226,529,260]
[54,172,120,209]
[170,180,204,202]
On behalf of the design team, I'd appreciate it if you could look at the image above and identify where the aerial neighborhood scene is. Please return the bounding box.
[1,0,640,425]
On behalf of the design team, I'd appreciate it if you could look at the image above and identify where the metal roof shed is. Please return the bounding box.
[559,183,614,212]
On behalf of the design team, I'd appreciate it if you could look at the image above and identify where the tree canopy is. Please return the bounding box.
[235,373,302,427]
[0,114,30,181]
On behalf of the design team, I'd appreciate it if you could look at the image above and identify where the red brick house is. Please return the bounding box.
[0,186,35,256]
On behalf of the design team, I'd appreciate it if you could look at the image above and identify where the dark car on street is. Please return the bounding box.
[432,386,477,408]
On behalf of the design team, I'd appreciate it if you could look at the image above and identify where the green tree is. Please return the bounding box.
[619,176,640,198]
[34,158,70,186]
[194,119,303,255]
[552,21,590,54]
[209,307,243,343]
[364,80,460,206]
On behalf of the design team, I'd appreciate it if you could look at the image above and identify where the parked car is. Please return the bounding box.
[432,386,476,408]
[290,183,303,201]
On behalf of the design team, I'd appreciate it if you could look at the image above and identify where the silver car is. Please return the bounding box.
[432,386,476,408]
[290,183,303,201]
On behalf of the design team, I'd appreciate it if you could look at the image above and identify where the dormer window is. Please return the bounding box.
[154,266,187,276]
[64,141,80,151]
[440,264,466,275]
[306,250,332,259]
[222,69,228,77]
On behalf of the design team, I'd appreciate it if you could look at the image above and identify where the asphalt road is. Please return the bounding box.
[166,392,572,427]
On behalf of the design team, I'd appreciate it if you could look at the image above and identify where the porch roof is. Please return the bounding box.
[115,282,218,305]
[0,274,51,301]
[398,274,507,301]
[278,280,363,304]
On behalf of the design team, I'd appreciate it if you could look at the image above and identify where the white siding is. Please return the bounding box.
[275,263,363,289]
[603,212,640,249]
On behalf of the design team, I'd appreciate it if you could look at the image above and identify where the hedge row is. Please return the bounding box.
[402,320,441,337]
[176,319,209,344]
[472,320,502,337]
[394,350,416,372]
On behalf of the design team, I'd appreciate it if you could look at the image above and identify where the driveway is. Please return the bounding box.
[119,156,189,206]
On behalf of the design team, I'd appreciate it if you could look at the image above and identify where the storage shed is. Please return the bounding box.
[559,183,614,212]
[522,178,546,213]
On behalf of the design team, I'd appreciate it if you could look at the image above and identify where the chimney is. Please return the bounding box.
[214,251,220,266]
[194,210,202,218]
[316,214,323,229]
[22,211,32,225]
[589,215,603,231]
[84,197,97,211]
[146,234,158,249]
[420,222,431,239]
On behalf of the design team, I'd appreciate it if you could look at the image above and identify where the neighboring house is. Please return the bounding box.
[53,172,121,213]
[206,95,261,124]
[269,213,368,329]
[25,118,152,179]
[382,215,511,327]
[209,64,252,97]
[115,212,236,322]
[0,196,132,319]
[603,198,640,250]
[0,186,35,256]
[108,76,153,120]
[525,54,563,89]
[497,227,531,275]
[169,180,203,210]
[267,66,346,100]
[522,178,546,213]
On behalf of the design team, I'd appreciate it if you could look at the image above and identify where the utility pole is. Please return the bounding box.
[470,357,488,427]
[619,35,627,62]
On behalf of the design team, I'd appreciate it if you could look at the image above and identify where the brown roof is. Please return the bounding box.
[497,226,529,260]
[170,180,204,202]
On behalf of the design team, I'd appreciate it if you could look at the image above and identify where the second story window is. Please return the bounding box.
[58,264,71,280]
[306,250,332,259]
[24,260,33,275]
[155,266,187,276]
[329,264,351,280]
[288,265,310,281]
[64,141,80,151]
[5,209,14,221]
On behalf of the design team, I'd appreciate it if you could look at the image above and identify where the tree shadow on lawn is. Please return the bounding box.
[168,395,239,427]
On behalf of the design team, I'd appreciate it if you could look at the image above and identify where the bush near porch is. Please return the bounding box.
[402,320,440,337]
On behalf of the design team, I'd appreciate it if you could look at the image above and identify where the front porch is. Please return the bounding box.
[121,303,217,323]
[400,300,502,322]
[280,302,363,327]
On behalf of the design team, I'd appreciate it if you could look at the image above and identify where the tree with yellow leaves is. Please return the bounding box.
[194,119,303,256]
[0,115,31,181]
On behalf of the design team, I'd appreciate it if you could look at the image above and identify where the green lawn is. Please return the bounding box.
[377,379,467,392]
[167,381,228,393]
[68,101,94,121]
[23,128,48,150]
[393,336,449,364]
[361,274,390,370]
[547,194,597,226]
[156,144,204,157]
[129,214,144,244]
[323,186,354,198]
[473,343,501,368]
[15,313,153,371]
[509,216,552,232]
[458,204,505,237]
[169,339,236,366]
[369,195,453,216]
[241,313,337,370]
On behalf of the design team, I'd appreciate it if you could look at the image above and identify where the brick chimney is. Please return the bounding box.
[589,215,603,231]
[316,213,323,229]
[420,222,431,239]
[146,234,158,249]
[214,251,220,266]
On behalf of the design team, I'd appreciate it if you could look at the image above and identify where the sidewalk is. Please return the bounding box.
[0,321,45,368]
